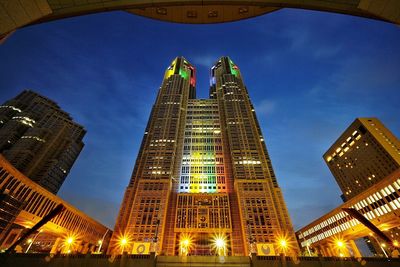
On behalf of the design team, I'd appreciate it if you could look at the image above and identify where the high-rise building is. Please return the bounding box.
[0,90,85,194]
[323,118,400,201]
[110,57,296,256]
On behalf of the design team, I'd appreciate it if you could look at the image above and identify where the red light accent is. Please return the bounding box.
[189,66,196,87]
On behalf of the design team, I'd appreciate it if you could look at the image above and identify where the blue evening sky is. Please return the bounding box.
[0,9,399,230]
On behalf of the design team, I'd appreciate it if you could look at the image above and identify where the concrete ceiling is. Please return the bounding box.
[1,0,399,42]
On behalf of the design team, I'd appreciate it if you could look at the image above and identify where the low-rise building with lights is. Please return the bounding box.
[296,168,400,257]
[0,155,111,254]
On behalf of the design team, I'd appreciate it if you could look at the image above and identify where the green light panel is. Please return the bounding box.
[229,59,239,77]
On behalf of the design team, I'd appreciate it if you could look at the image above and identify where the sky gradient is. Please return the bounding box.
[0,9,399,230]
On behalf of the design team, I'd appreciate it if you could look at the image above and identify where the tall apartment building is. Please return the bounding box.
[0,90,85,194]
[110,57,296,256]
[323,118,400,201]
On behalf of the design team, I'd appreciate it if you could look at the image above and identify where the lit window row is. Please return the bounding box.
[299,176,400,246]
[21,135,46,143]
[0,105,22,112]
[12,116,35,127]
[326,130,361,162]
[161,102,180,105]
[234,160,261,165]
[151,139,175,143]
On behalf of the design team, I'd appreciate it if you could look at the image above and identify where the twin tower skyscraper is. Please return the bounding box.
[110,57,297,256]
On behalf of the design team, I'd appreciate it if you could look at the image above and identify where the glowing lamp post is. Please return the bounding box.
[306,242,312,256]
[65,236,75,254]
[336,240,345,257]
[278,238,288,255]
[180,238,191,256]
[214,237,226,256]
[25,229,43,253]
[120,238,128,254]
[97,240,102,253]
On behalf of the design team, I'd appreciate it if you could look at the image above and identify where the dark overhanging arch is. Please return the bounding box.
[1,0,399,42]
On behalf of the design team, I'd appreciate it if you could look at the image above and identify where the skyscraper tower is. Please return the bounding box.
[110,57,296,256]
[0,90,85,194]
[323,118,400,201]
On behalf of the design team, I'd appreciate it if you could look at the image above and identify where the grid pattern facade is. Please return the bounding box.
[110,57,296,256]
[0,90,85,194]
[324,118,400,200]
[297,168,400,249]
[0,156,110,249]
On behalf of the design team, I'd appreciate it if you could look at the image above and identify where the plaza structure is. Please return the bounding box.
[0,90,85,194]
[1,1,400,42]
[0,155,111,254]
[296,118,400,257]
[109,57,297,256]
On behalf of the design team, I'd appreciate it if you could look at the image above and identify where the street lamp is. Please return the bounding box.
[179,233,193,256]
[278,238,289,256]
[120,238,127,254]
[180,238,191,256]
[306,242,312,256]
[212,234,227,256]
[25,229,42,253]
[96,228,109,253]
[65,235,75,254]
[335,239,345,257]
[369,233,389,258]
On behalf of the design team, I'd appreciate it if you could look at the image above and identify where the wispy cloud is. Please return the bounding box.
[191,55,218,68]
[255,99,276,116]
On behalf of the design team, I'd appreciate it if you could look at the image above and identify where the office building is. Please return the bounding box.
[0,90,85,194]
[323,118,400,201]
[110,57,296,256]
[296,118,400,257]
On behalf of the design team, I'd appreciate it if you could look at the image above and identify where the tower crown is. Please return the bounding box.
[164,57,196,87]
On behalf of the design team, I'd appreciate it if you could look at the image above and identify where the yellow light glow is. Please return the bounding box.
[27,238,33,244]
[182,238,190,247]
[98,240,102,244]
[215,238,225,248]
[179,233,194,256]
[381,243,386,248]
[393,241,399,247]
[212,233,227,256]
[114,233,132,255]
[275,233,295,255]
[63,233,78,254]
[279,239,287,248]
[331,236,346,257]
